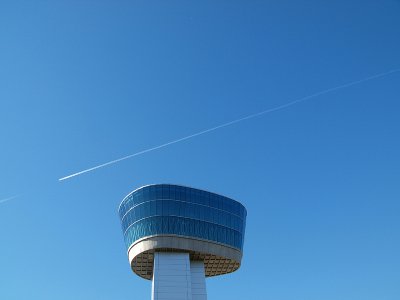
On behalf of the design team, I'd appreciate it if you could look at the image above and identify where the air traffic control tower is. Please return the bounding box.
[118,184,247,300]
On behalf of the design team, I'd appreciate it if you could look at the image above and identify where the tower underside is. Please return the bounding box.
[129,235,242,280]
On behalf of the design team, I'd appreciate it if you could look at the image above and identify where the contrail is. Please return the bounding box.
[0,195,21,204]
[59,68,400,181]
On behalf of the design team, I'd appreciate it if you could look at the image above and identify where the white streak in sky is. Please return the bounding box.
[0,195,21,204]
[59,68,400,181]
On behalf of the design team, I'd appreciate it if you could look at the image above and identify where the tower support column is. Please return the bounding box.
[152,252,207,300]
[190,261,207,300]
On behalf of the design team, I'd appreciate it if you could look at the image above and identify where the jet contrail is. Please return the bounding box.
[0,195,21,204]
[59,68,400,181]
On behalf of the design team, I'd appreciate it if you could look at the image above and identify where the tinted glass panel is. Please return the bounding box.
[119,184,247,251]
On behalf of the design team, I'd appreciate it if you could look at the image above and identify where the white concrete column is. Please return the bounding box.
[190,261,207,300]
[151,253,208,300]
[152,253,192,300]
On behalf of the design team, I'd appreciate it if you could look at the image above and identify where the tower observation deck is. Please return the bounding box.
[118,184,247,300]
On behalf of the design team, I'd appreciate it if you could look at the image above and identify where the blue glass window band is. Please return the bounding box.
[118,184,247,252]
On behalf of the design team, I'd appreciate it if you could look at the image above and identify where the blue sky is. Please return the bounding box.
[1,1,399,299]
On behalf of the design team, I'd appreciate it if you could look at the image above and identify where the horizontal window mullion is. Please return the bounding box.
[121,198,244,223]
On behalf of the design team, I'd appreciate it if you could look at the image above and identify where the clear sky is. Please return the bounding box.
[1,1,399,299]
